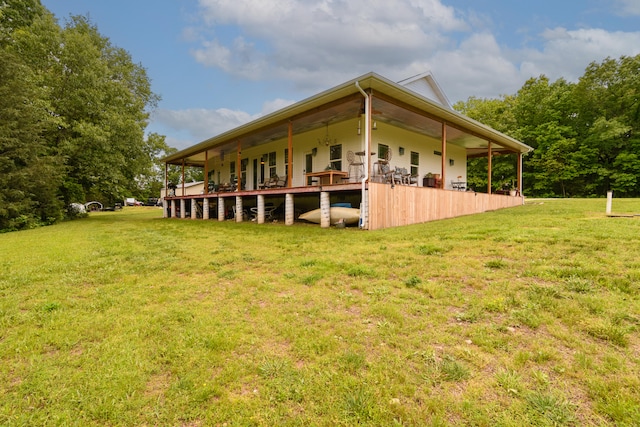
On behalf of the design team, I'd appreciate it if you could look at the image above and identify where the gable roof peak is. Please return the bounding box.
[397,71,452,109]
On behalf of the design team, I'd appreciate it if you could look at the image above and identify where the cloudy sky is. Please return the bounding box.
[42,0,640,150]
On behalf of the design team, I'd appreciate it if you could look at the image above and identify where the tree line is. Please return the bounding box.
[2,1,639,232]
[0,0,169,231]
[455,55,640,198]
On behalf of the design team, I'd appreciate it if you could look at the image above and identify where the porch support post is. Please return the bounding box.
[235,196,243,222]
[285,193,294,225]
[180,199,186,219]
[204,150,209,195]
[191,200,197,220]
[257,194,265,224]
[517,152,523,197]
[320,191,330,228]
[218,196,225,221]
[203,197,209,220]
[287,121,293,187]
[487,141,493,194]
[366,93,373,177]
[164,162,168,216]
[171,199,176,218]
[441,122,447,188]
[181,160,185,196]
[236,141,241,191]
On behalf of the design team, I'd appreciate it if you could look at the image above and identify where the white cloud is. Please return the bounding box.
[521,27,640,82]
[614,0,640,16]
[418,32,523,101]
[151,98,296,149]
[192,0,467,90]
[187,0,640,106]
[152,108,253,145]
[152,0,640,149]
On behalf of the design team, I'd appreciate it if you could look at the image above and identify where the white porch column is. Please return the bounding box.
[218,196,224,221]
[285,193,294,226]
[203,198,209,220]
[320,191,330,228]
[257,194,265,224]
[171,200,176,218]
[163,199,168,218]
[191,200,197,220]
[235,196,243,222]
[180,199,186,219]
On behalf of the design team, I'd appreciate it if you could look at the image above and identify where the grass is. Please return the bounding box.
[0,198,639,426]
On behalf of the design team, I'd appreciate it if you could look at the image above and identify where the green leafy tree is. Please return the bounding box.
[0,48,63,230]
[10,11,160,208]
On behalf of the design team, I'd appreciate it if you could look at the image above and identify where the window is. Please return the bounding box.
[330,144,342,170]
[230,161,236,182]
[410,151,419,176]
[240,158,248,189]
[268,151,276,177]
[378,143,389,160]
[284,148,290,174]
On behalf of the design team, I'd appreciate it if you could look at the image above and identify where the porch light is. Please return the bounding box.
[318,123,336,146]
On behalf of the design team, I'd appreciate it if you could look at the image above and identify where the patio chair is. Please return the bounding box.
[347,150,364,182]
[250,203,277,221]
[451,180,466,191]
[374,147,392,181]
[407,172,419,186]
[231,205,249,221]
[377,163,394,184]
[392,166,406,185]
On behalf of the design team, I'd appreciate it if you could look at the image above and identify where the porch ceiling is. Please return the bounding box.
[165,72,531,167]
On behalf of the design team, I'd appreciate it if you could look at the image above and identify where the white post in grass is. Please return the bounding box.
[180,199,186,219]
[171,200,176,218]
[320,191,330,228]
[606,190,613,215]
[203,198,209,220]
[285,193,294,225]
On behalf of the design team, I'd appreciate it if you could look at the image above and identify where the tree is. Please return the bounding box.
[0,48,63,230]
[10,11,160,207]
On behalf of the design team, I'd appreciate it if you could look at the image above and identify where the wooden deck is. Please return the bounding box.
[164,181,524,229]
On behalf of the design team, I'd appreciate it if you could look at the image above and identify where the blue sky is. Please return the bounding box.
[41,0,640,150]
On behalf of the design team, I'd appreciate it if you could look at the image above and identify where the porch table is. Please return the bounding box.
[305,170,348,185]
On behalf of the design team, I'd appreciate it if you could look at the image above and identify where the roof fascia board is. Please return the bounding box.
[163,71,530,163]
[367,74,532,153]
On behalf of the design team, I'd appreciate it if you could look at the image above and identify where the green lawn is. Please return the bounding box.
[1,199,639,426]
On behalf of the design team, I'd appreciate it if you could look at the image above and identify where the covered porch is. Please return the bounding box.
[162,72,531,230]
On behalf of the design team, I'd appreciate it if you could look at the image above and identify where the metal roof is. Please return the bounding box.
[163,72,532,166]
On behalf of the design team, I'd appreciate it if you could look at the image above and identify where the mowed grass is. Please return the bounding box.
[1,199,639,426]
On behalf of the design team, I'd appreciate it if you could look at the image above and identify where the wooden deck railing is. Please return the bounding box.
[367,182,523,230]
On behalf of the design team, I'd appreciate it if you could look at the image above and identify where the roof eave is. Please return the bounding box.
[162,72,532,163]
